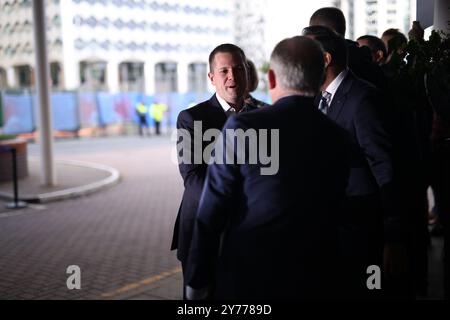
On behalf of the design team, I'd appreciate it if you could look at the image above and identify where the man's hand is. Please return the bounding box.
[186,285,211,300]
[383,243,409,277]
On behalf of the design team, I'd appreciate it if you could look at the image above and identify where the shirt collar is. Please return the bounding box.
[323,68,348,105]
[216,93,243,113]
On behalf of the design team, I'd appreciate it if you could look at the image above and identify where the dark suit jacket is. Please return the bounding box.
[318,71,398,272]
[324,71,393,197]
[171,94,257,265]
[186,95,351,299]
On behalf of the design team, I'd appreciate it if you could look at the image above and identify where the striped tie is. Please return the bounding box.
[225,107,236,117]
[319,91,331,115]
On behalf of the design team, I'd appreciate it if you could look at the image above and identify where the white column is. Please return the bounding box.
[6,67,17,88]
[144,61,155,95]
[434,0,450,32]
[63,61,80,90]
[177,61,189,93]
[32,0,56,186]
[59,0,79,90]
[107,60,119,93]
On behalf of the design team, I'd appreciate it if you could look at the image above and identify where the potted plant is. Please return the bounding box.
[388,29,450,122]
[0,134,29,182]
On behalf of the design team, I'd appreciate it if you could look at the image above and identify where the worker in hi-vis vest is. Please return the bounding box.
[135,101,150,136]
[150,102,168,135]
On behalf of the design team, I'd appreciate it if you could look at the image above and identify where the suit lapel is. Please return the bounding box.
[206,94,227,129]
[328,72,354,121]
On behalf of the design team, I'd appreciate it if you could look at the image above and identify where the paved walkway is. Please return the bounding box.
[0,134,445,299]
[0,135,183,299]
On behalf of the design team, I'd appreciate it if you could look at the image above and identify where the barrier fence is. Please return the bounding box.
[0,90,270,135]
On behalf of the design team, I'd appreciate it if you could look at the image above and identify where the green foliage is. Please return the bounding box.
[388,30,450,112]
[0,134,17,141]
[260,62,270,74]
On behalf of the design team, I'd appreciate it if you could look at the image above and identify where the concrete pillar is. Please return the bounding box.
[144,61,155,95]
[434,0,450,32]
[107,60,119,93]
[32,0,56,186]
[59,0,79,90]
[62,61,80,90]
[177,61,189,93]
[6,67,17,88]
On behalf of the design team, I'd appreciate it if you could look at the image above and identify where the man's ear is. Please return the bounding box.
[324,52,332,68]
[207,72,214,85]
[268,69,276,90]
[374,50,385,64]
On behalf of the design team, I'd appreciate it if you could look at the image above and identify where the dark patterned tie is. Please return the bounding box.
[225,107,236,117]
[319,91,331,115]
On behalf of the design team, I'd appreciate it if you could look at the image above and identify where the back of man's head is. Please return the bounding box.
[208,43,246,72]
[302,25,348,70]
[310,7,346,37]
[270,36,325,97]
[381,29,407,55]
[357,35,387,56]
[246,59,259,93]
[357,35,387,63]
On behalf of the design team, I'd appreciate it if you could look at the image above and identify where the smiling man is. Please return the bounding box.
[185,36,351,300]
[171,43,257,299]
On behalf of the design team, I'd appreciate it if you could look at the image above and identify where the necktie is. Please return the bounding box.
[319,91,331,115]
[225,107,236,117]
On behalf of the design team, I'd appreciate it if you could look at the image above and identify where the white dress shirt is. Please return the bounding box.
[216,93,242,113]
[322,68,348,106]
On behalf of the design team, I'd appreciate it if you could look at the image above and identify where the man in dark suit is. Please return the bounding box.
[185,36,351,299]
[303,26,407,299]
[309,7,387,92]
[171,43,257,298]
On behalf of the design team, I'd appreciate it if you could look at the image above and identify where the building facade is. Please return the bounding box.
[341,0,416,39]
[232,0,336,91]
[0,0,233,93]
[231,0,416,78]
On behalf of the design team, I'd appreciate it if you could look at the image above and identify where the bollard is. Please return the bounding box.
[2,146,28,209]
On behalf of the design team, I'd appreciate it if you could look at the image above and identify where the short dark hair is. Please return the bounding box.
[302,25,348,69]
[381,29,407,54]
[208,43,246,72]
[246,59,259,92]
[310,7,346,37]
[357,35,387,57]
[270,36,325,96]
[381,28,404,38]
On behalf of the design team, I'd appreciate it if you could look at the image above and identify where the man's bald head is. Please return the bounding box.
[270,36,325,97]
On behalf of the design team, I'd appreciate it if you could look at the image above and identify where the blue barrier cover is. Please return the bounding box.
[97,92,122,125]
[2,92,34,134]
[0,91,270,133]
[51,92,79,131]
[78,92,98,127]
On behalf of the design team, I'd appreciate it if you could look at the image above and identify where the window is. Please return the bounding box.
[0,67,7,88]
[119,61,144,92]
[79,60,107,90]
[15,65,33,88]
[155,62,177,93]
[50,62,62,87]
[188,63,207,93]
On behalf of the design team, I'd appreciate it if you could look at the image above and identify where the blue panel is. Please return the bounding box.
[1,92,34,134]
[97,92,124,125]
[51,92,79,131]
[78,92,99,127]
[114,92,152,123]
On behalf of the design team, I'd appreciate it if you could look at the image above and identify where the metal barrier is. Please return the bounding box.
[0,145,27,209]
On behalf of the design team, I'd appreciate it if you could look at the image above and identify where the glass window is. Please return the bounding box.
[188,63,207,93]
[155,62,177,93]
